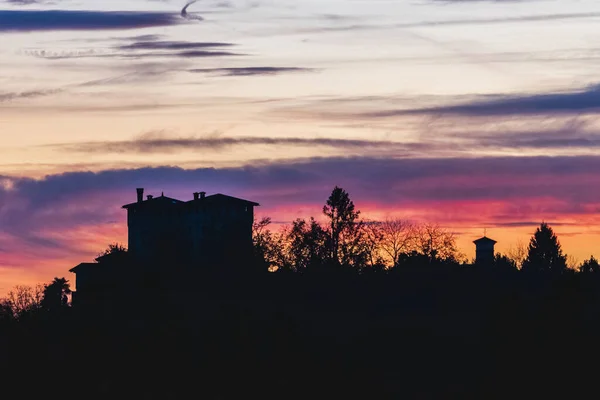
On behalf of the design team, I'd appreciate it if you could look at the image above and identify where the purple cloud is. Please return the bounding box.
[0,10,182,32]
[2,154,600,226]
[1,155,600,271]
[366,84,600,118]
[189,67,314,76]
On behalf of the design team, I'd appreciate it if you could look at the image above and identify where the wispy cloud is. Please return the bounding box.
[25,35,240,60]
[364,84,600,118]
[4,0,43,4]
[430,0,538,3]
[77,70,174,87]
[472,128,600,150]
[3,0,56,4]
[181,0,204,21]
[189,67,314,76]
[420,118,600,152]
[0,72,175,104]
[487,221,579,228]
[0,89,63,103]
[26,49,241,60]
[172,50,241,58]
[286,11,600,35]
[120,41,235,51]
[49,134,421,154]
[402,12,600,28]
[45,120,600,156]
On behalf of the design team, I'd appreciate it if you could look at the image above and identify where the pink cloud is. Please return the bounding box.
[1,155,600,295]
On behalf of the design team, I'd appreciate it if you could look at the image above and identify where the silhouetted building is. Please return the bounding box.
[123,189,259,265]
[70,188,259,306]
[473,236,497,264]
[69,249,131,311]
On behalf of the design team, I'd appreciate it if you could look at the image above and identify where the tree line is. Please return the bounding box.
[2,185,598,319]
[253,186,599,275]
[0,277,71,322]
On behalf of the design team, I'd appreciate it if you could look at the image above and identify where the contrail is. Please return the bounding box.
[181,1,204,21]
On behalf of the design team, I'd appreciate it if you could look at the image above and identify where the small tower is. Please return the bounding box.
[473,235,497,264]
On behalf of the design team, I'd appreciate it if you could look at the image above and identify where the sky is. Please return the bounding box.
[1,0,600,294]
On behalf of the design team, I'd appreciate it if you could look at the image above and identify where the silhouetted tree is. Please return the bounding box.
[579,256,600,274]
[567,254,580,271]
[394,250,432,269]
[361,221,386,269]
[493,254,518,271]
[286,217,328,271]
[413,224,462,262]
[253,217,287,272]
[323,186,365,267]
[40,277,71,312]
[522,223,567,274]
[98,242,127,258]
[507,239,527,270]
[0,299,14,322]
[379,218,415,267]
[4,284,43,318]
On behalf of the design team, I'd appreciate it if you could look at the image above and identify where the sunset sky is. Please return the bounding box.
[1,0,600,294]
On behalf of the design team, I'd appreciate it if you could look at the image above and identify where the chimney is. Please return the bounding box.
[136,188,144,203]
[147,195,153,200]
[200,191,206,199]
[193,192,199,201]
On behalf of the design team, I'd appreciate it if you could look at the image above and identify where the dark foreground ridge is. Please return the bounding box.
[3,270,600,399]
[1,186,599,398]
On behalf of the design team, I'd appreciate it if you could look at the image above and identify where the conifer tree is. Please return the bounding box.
[522,222,567,273]
[579,256,600,274]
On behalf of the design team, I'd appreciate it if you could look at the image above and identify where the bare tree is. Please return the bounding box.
[567,254,580,271]
[413,224,462,262]
[361,221,385,268]
[379,218,415,267]
[5,284,44,318]
[507,239,527,269]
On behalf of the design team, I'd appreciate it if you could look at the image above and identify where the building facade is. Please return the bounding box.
[122,189,259,266]
[70,188,260,305]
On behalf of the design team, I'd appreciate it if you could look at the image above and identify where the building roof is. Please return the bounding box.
[122,194,184,209]
[473,236,497,245]
[186,193,260,207]
[123,191,259,210]
[70,251,130,273]
[94,251,129,263]
[69,262,98,273]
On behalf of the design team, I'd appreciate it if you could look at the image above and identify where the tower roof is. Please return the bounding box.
[473,236,497,245]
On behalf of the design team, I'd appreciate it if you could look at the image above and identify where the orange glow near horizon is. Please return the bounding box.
[0,198,599,297]
[3,1,600,296]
